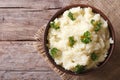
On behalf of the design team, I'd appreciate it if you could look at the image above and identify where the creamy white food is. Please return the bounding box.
[47,7,111,72]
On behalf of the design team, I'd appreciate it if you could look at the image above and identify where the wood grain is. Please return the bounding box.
[0,41,51,71]
[0,71,61,80]
[0,10,58,40]
[0,0,119,41]
[0,0,85,10]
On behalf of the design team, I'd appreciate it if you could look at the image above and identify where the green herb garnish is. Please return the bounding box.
[50,48,59,58]
[84,31,91,37]
[94,21,102,32]
[50,21,60,30]
[81,31,92,44]
[68,12,75,21]
[91,19,102,32]
[73,65,86,74]
[69,36,76,47]
[81,37,92,44]
[91,52,98,61]
[91,19,95,25]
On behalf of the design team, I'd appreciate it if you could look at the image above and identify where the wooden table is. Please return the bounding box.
[0,0,120,80]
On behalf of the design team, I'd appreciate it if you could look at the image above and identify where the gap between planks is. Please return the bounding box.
[0,7,61,11]
[0,39,37,42]
[0,70,52,72]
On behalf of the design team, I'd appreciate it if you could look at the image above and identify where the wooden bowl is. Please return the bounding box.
[44,4,115,75]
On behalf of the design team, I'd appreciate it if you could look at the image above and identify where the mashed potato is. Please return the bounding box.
[47,7,111,73]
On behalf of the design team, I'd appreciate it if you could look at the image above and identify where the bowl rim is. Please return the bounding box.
[43,4,115,75]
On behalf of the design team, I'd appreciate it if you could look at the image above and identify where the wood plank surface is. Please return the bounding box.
[0,71,61,80]
[0,0,119,41]
[0,41,61,79]
[0,0,77,10]
[0,0,119,80]
[0,10,58,40]
[0,41,52,71]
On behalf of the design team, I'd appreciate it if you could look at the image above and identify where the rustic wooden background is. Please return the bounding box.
[0,0,120,80]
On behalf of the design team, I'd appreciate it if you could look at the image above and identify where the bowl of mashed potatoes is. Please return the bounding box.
[44,4,115,75]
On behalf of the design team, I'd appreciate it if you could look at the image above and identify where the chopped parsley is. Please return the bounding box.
[81,31,92,44]
[69,36,76,47]
[50,48,59,58]
[91,19,102,32]
[91,19,95,25]
[81,37,92,44]
[50,21,60,30]
[84,31,91,37]
[73,65,86,74]
[94,21,102,32]
[68,12,75,21]
[91,52,98,61]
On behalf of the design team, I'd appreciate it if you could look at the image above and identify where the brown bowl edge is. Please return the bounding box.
[43,4,115,76]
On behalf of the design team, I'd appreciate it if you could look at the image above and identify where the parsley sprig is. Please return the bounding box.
[81,31,92,44]
[68,12,76,21]
[91,52,98,61]
[50,21,60,30]
[50,48,60,58]
[73,65,86,74]
[69,36,76,47]
[91,19,102,32]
